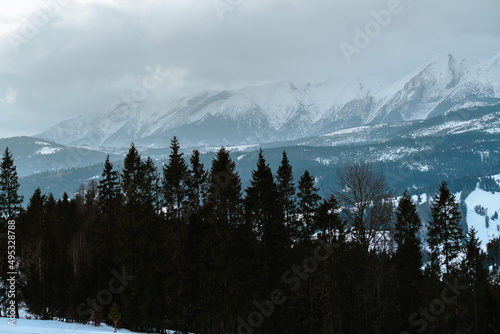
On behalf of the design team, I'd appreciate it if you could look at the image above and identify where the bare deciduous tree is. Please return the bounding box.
[335,162,393,251]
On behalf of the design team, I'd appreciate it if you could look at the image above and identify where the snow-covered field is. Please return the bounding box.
[465,185,500,248]
[0,318,167,334]
[410,178,500,249]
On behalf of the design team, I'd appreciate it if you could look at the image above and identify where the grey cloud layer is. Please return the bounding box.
[0,0,499,137]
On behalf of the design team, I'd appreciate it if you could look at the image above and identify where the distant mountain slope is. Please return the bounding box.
[0,136,121,177]
[37,51,500,147]
[292,104,500,147]
[17,104,500,203]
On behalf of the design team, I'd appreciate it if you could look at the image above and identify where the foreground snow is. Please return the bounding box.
[0,318,167,334]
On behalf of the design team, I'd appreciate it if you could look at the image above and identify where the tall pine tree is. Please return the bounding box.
[121,143,144,208]
[143,157,161,213]
[314,194,344,243]
[206,147,242,226]
[186,149,207,210]
[19,189,46,317]
[393,190,423,332]
[297,170,321,242]
[245,149,288,290]
[0,147,23,318]
[459,227,489,333]
[0,147,23,221]
[394,190,422,271]
[200,147,243,332]
[276,151,296,233]
[163,136,188,220]
[98,155,120,219]
[428,181,463,279]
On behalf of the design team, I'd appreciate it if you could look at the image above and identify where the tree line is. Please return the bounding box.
[0,138,500,334]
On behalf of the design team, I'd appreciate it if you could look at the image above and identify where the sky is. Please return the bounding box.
[0,0,499,138]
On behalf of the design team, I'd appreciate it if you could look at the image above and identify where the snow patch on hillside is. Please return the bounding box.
[35,147,62,155]
[465,185,500,248]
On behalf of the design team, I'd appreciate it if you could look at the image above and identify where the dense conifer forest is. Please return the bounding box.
[1,139,500,334]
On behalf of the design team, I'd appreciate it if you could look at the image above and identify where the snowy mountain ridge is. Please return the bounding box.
[38,51,500,147]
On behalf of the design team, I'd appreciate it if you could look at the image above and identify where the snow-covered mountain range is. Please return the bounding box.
[38,51,500,147]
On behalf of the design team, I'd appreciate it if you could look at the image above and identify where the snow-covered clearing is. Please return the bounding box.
[35,147,63,155]
[465,187,500,248]
[0,318,169,334]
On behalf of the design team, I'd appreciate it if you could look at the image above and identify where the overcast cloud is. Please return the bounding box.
[0,0,499,138]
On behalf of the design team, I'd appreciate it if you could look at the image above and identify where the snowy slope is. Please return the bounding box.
[407,177,500,250]
[371,54,477,122]
[37,51,500,147]
[0,318,169,334]
[465,176,500,248]
[407,110,500,138]
[0,136,120,177]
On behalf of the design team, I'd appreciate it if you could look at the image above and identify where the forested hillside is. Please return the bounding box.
[1,139,500,334]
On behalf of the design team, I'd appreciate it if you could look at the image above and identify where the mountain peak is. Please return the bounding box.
[37,52,500,147]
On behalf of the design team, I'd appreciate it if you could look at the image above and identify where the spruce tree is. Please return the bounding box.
[393,191,423,331]
[0,147,23,318]
[96,157,122,313]
[293,170,322,334]
[186,149,207,210]
[163,137,188,220]
[161,138,191,330]
[297,170,321,242]
[487,237,500,286]
[119,145,166,330]
[314,194,343,243]
[428,181,463,279]
[459,227,488,333]
[394,190,422,269]
[108,302,121,333]
[19,189,46,317]
[245,150,288,297]
[245,149,279,238]
[276,151,296,232]
[200,147,242,331]
[98,155,120,219]
[121,143,144,208]
[143,156,161,213]
[42,194,65,319]
[0,147,23,221]
[206,147,242,225]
